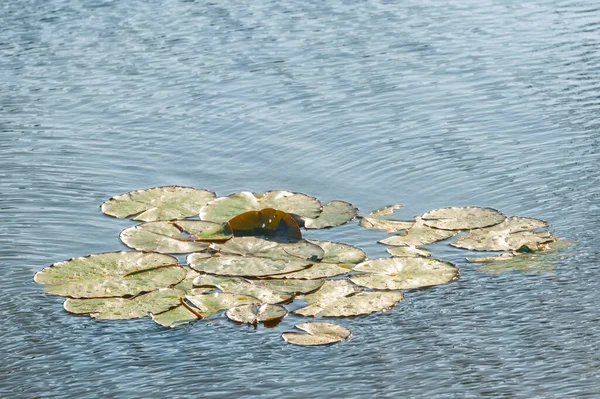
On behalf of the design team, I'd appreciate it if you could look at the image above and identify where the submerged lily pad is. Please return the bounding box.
[421,206,505,230]
[211,237,324,262]
[359,217,414,233]
[188,254,312,277]
[102,186,216,222]
[35,252,186,298]
[64,288,185,319]
[368,204,403,217]
[452,216,554,252]
[200,191,321,223]
[387,246,432,258]
[282,322,351,346]
[185,292,261,317]
[294,279,404,317]
[227,208,302,240]
[467,252,517,263]
[151,304,200,327]
[304,200,358,229]
[379,217,457,247]
[350,257,458,290]
[226,304,288,324]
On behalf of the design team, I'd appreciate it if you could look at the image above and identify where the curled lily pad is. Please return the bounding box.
[307,240,367,265]
[185,292,261,317]
[200,190,321,223]
[34,252,185,298]
[379,217,457,247]
[120,221,217,254]
[192,274,292,304]
[64,288,185,319]
[188,254,312,277]
[350,257,459,290]
[387,246,432,258]
[151,304,200,327]
[294,279,404,317]
[228,208,302,241]
[304,200,358,229]
[368,204,403,217]
[452,217,554,252]
[211,237,324,262]
[102,186,216,222]
[359,217,414,233]
[421,206,505,230]
[259,279,324,295]
[226,304,288,324]
[282,322,351,346]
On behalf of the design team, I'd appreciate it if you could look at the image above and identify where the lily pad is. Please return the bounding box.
[34,252,186,298]
[304,200,358,229]
[211,237,324,262]
[259,279,324,295]
[294,279,404,317]
[467,252,517,263]
[151,305,201,327]
[192,274,292,304]
[226,304,288,324]
[452,217,555,252]
[64,288,185,319]
[264,262,353,280]
[387,246,432,258]
[350,257,459,290]
[200,190,321,223]
[421,206,505,230]
[188,254,312,277]
[378,217,457,247]
[185,292,261,317]
[307,240,367,265]
[282,322,351,346]
[101,186,216,222]
[227,208,302,241]
[368,204,403,217]
[359,217,414,233]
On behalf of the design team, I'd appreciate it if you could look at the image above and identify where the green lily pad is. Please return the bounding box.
[294,279,404,317]
[304,200,358,229]
[63,288,185,319]
[359,217,414,233]
[307,240,367,265]
[350,257,459,290]
[174,268,203,291]
[264,262,353,279]
[368,204,403,217]
[227,208,302,241]
[421,206,505,230]
[185,292,261,317]
[259,279,324,295]
[188,254,312,277]
[387,246,432,258]
[101,186,216,222]
[282,322,351,346]
[35,252,186,298]
[226,304,288,324]
[211,237,325,262]
[192,274,292,304]
[452,217,555,251]
[200,190,321,223]
[378,217,457,247]
[151,305,201,327]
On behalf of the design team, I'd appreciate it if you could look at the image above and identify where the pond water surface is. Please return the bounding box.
[1,0,600,397]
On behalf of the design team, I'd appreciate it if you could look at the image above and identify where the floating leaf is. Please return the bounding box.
[378,217,457,247]
[265,262,352,280]
[452,217,555,252]
[294,280,404,317]
[192,274,292,304]
[467,252,517,263]
[188,254,312,277]
[368,204,403,217]
[101,186,216,222]
[151,305,200,327]
[174,268,203,291]
[64,288,185,319]
[185,292,261,317]
[226,304,288,324]
[120,221,215,254]
[211,237,324,262]
[282,322,351,346]
[307,240,367,265]
[259,279,324,295]
[227,208,302,241]
[359,217,414,233]
[421,206,505,230]
[387,246,432,258]
[200,190,321,223]
[350,257,458,290]
[34,252,186,298]
[304,200,358,229]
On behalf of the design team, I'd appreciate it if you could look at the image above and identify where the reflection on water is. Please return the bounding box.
[2,0,600,397]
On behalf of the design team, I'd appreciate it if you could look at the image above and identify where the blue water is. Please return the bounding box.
[2,0,599,397]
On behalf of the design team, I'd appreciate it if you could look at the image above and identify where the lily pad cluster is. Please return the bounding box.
[35,187,568,346]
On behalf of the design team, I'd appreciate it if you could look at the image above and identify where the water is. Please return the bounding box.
[2,0,599,397]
